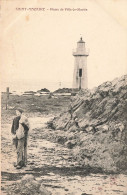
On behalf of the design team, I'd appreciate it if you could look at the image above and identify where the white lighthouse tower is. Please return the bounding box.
[72,37,89,89]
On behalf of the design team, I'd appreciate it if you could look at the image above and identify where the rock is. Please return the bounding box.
[40,184,52,195]
[53,112,71,130]
[57,136,67,144]
[85,126,95,132]
[21,174,35,181]
[49,75,127,173]
[65,140,77,149]
[6,174,52,195]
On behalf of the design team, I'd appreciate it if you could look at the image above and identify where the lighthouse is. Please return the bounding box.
[72,37,89,89]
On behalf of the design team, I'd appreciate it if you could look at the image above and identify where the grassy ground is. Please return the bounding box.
[1,94,71,124]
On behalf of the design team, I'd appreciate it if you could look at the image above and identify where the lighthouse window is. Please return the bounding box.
[79,69,82,77]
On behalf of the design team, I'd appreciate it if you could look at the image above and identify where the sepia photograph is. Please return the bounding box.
[1,0,127,194]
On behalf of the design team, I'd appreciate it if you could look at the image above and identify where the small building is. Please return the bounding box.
[53,93,71,96]
[35,88,50,96]
[23,91,36,96]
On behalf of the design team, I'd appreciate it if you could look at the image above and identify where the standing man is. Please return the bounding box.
[11,108,30,169]
[20,114,30,166]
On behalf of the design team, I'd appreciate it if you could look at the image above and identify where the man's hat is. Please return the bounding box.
[16,108,24,113]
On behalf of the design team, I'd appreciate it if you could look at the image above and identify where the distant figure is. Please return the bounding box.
[11,108,30,169]
[68,97,73,119]
[48,93,52,99]
[68,104,73,119]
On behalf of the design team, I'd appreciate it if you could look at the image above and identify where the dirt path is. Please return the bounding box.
[1,116,127,195]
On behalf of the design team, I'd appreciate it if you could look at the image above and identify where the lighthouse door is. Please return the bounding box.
[79,68,82,89]
[79,68,82,77]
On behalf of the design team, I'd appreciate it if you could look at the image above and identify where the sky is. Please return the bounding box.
[1,0,127,92]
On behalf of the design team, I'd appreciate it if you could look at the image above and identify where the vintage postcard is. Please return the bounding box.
[1,0,127,194]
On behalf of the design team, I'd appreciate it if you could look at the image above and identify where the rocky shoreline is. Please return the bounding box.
[47,75,127,173]
[1,75,127,194]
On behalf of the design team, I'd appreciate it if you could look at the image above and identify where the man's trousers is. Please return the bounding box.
[17,137,25,166]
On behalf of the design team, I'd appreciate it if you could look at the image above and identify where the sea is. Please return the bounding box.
[1,80,72,94]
